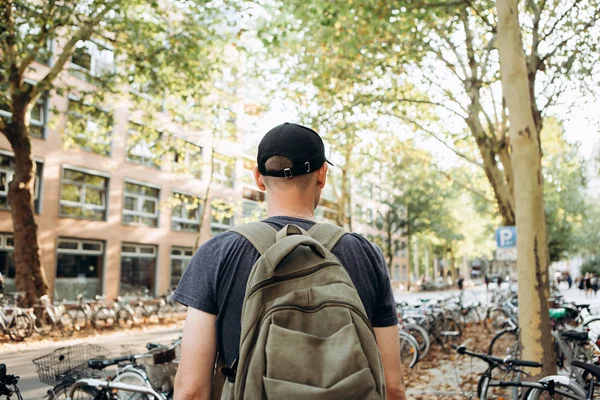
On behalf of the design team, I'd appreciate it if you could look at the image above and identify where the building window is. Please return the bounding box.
[242,188,266,222]
[0,233,15,293]
[70,39,115,80]
[211,201,234,235]
[241,158,256,186]
[120,243,157,295]
[170,247,193,288]
[171,193,200,232]
[123,181,160,227]
[213,154,235,188]
[172,138,203,179]
[55,238,104,300]
[59,168,108,221]
[66,98,113,156]
[126,123,164,169]
[0,153,43,213]
[0,94,47,139]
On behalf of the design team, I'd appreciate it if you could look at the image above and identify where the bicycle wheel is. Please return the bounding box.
[70,308,89,331]
[48,383,101,399]
[58,312,75,337]
[399,331,419,369]
[34,308,54,336]
[156,304,173,321]
[488,329,520,357]
[8,313,33,341]
[117,309,134,330]
[92,307,115,330]
[524,375,588,400]
[441,316,462,346]
[403,323,430,359]
[484,307,511,332]
[133,305,146,323]
[112,370,152,400]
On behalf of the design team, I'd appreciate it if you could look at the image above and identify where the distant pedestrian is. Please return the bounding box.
[484,274,489,291]
[585,273,593,298]
[579,277,585,292]
[457,276,464,291]
[566,273,573,289]
[592,274,598,297]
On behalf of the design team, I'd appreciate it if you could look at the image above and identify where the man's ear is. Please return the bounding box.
[253,166,267,191]
[317,163,328,189]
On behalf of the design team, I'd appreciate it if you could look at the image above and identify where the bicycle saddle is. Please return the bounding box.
[560,330,588,341]
[572,360,600,378]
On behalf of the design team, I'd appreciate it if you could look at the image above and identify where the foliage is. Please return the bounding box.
[580,257,600,276]
[574,200,600,258]
[541,118,587,261]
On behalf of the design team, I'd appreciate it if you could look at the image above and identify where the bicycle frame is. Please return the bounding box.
[478,369,586,399]
[67,378,166,400]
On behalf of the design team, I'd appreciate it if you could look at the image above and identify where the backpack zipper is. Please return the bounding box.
[246,261,340,299]
[237,300,375,399]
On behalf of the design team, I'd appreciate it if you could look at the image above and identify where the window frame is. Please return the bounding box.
[213,154,235,188]
[0,151,43,213]
[66,96,114,156]
[119,242,158,296]
[59,166,109,221]
[170,246,194,287]
[122,180,160,227]
[210,202,234,234]
[171,192,201,232]
[70,39,116,79]
[126,122,164,169]
[0,84,48,139]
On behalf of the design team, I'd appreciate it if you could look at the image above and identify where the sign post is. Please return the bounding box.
[495,226,517,262]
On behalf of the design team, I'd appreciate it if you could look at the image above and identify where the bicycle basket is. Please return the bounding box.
[32,343,108,386]
[137,347,178,391]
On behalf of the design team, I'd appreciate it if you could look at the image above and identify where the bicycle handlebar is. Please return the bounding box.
[453,345,543,368]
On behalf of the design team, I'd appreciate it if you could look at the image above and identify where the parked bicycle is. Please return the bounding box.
[0,364,22,400]
[34,295,74,337]
[0,293,32,341]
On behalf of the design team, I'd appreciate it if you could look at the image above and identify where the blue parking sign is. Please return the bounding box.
[496,226,516,248]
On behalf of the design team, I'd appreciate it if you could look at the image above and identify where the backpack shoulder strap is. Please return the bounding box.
[307,222,347,252]
[229,222,277,255]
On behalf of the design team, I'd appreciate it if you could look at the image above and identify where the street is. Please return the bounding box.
[1,284,598,399]
[0,327,182,399]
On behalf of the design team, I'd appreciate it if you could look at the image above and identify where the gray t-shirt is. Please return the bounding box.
[173,216,398,366]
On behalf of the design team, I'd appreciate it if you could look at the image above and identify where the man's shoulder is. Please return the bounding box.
[337,232,381,251]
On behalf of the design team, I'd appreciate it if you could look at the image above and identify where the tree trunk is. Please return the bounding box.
[5,106,49,306]
[496,0,556,376]
[406,233,412,291]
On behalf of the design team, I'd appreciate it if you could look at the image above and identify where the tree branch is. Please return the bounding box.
[439,169,494,203]
[17,0,57,78]
[540,7,600,63]
[31,2,117,99]
[1,0,20,92]
[540,0,580,44]
[392,113,484,169]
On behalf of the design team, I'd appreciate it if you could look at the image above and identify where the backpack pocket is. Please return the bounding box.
[265,317,372,389]
[263,368,379,400]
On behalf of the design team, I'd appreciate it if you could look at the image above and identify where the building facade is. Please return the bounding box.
[0,43,406,300]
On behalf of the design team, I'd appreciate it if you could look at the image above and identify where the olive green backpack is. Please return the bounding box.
[217,222,386,400]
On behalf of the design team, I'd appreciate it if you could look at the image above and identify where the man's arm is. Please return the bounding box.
[174,308,218,400]
[375,325,407,400]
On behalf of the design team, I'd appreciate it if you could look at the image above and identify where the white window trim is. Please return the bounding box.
[0,233,14,250]
[70,39,116,77]
[171,247,194,260]
[67,97,113,149]
[57,238,104,255]
[126,124,163,167]
[172,196,200,226]
[123,181,160,221]
[60,169,107,213]
[0,155,41,200]
[213,155,235,186]
[121,243,157,258]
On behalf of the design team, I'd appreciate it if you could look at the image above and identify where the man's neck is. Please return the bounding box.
[266,202,315,221]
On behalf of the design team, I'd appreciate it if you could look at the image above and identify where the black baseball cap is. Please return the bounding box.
[257,122,333,178]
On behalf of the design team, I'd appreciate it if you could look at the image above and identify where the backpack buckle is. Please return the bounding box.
[221,359,238,383]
